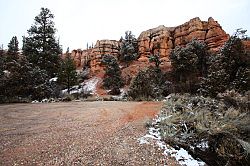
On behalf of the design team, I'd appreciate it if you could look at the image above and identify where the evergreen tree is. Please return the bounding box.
[128,66,168,100]
[170,45,198,82]
[7,36,19,61]
[186,40,209,77]
[119,31,138,64]
[1,56,50,101]
[102,54,123,94]
[22,7,62,77]
[58,48,77,93]
[0,53,6,102]
[170,40,208,82]
[199,30,249,97]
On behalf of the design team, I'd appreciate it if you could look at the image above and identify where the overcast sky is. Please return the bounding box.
[0,0,249,52]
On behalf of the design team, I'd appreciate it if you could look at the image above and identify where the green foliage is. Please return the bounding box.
[128,66,168,100]
[199,30,250,97]
[0,56,52,102]
[119,31,138,63]
[22,7,62,77]
[154,94,250,166]
[7,36,19,61]
[58,49,77,93]
[170,40,208,82]
[149,53,161,68]
[102,54,123,94]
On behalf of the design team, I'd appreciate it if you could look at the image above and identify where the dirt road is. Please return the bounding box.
[0,101,177,165]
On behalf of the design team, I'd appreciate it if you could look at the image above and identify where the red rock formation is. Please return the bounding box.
[138,17,229,62]
[89,40,120,73]
[67,17,231,76]
[61,48,92,69]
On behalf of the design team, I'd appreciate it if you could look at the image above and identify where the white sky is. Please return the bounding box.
[0,0,249,52]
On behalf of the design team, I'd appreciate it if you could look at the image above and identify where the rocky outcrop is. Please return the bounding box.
[67,17,230,74]
[138,17,229,61]
[89,40,120,73]
[61,49,92,69]
[63,40,119,72]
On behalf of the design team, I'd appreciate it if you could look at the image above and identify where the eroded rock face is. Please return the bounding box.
[62,49,92,69]
[89,40,120,73]
[62,40,119,72]
[67,17,230,74]
[138,17,229,61]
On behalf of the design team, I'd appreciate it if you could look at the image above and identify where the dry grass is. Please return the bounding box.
[154,93,250,166]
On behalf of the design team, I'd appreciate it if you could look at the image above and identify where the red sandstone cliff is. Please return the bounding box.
[67,17,235,73]
[138,17,229,62]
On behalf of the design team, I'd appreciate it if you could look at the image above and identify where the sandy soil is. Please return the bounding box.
[0,101,178,166]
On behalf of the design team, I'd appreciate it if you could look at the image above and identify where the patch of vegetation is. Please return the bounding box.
[170,40,208,94]
[152,93,249,166]
[58,47,78,93]
[23,7,62,77]
[119,31,138,64]
[127,66,170,100]
[199,30,250,97]
[102,54,124,95]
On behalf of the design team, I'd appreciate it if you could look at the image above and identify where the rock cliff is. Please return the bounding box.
[89,40,120,73]
[138,17,229,62]
[67,17,232,73]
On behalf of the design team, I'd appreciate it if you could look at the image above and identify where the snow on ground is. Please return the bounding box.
[49,77,58,82]
[62,77,100,95]
[82,77,100,94]
[138,116,206,166]
[110,88,127,100]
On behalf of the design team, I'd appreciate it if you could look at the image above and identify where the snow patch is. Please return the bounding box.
[61,77,100,95]
[82,77,100,94]
[49,77,58,82]
[110,88,127,100]
[196,141,209,150]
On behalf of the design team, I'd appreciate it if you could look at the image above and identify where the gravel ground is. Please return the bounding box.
[0,101,178,166]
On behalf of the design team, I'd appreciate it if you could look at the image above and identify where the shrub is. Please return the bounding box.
[154,94,250,166]
[128,66,170,100]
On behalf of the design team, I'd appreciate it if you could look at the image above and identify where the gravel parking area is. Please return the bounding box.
[0,101,178,165]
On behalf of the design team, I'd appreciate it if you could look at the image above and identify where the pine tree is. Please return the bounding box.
[199,30,249,96]
[119,31,138,64]
[128,66,167,100]
[7,36,19,61]
[58,48,77,93]
[22,7,62,77]
[2,56,50,101]
[170,45,198,82]
[102,54,123,94]
[0,55,6,102]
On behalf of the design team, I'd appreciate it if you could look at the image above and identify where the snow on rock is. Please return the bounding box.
[138,116,206,166]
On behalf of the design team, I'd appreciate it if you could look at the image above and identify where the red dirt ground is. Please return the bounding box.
[0,101,178,165]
